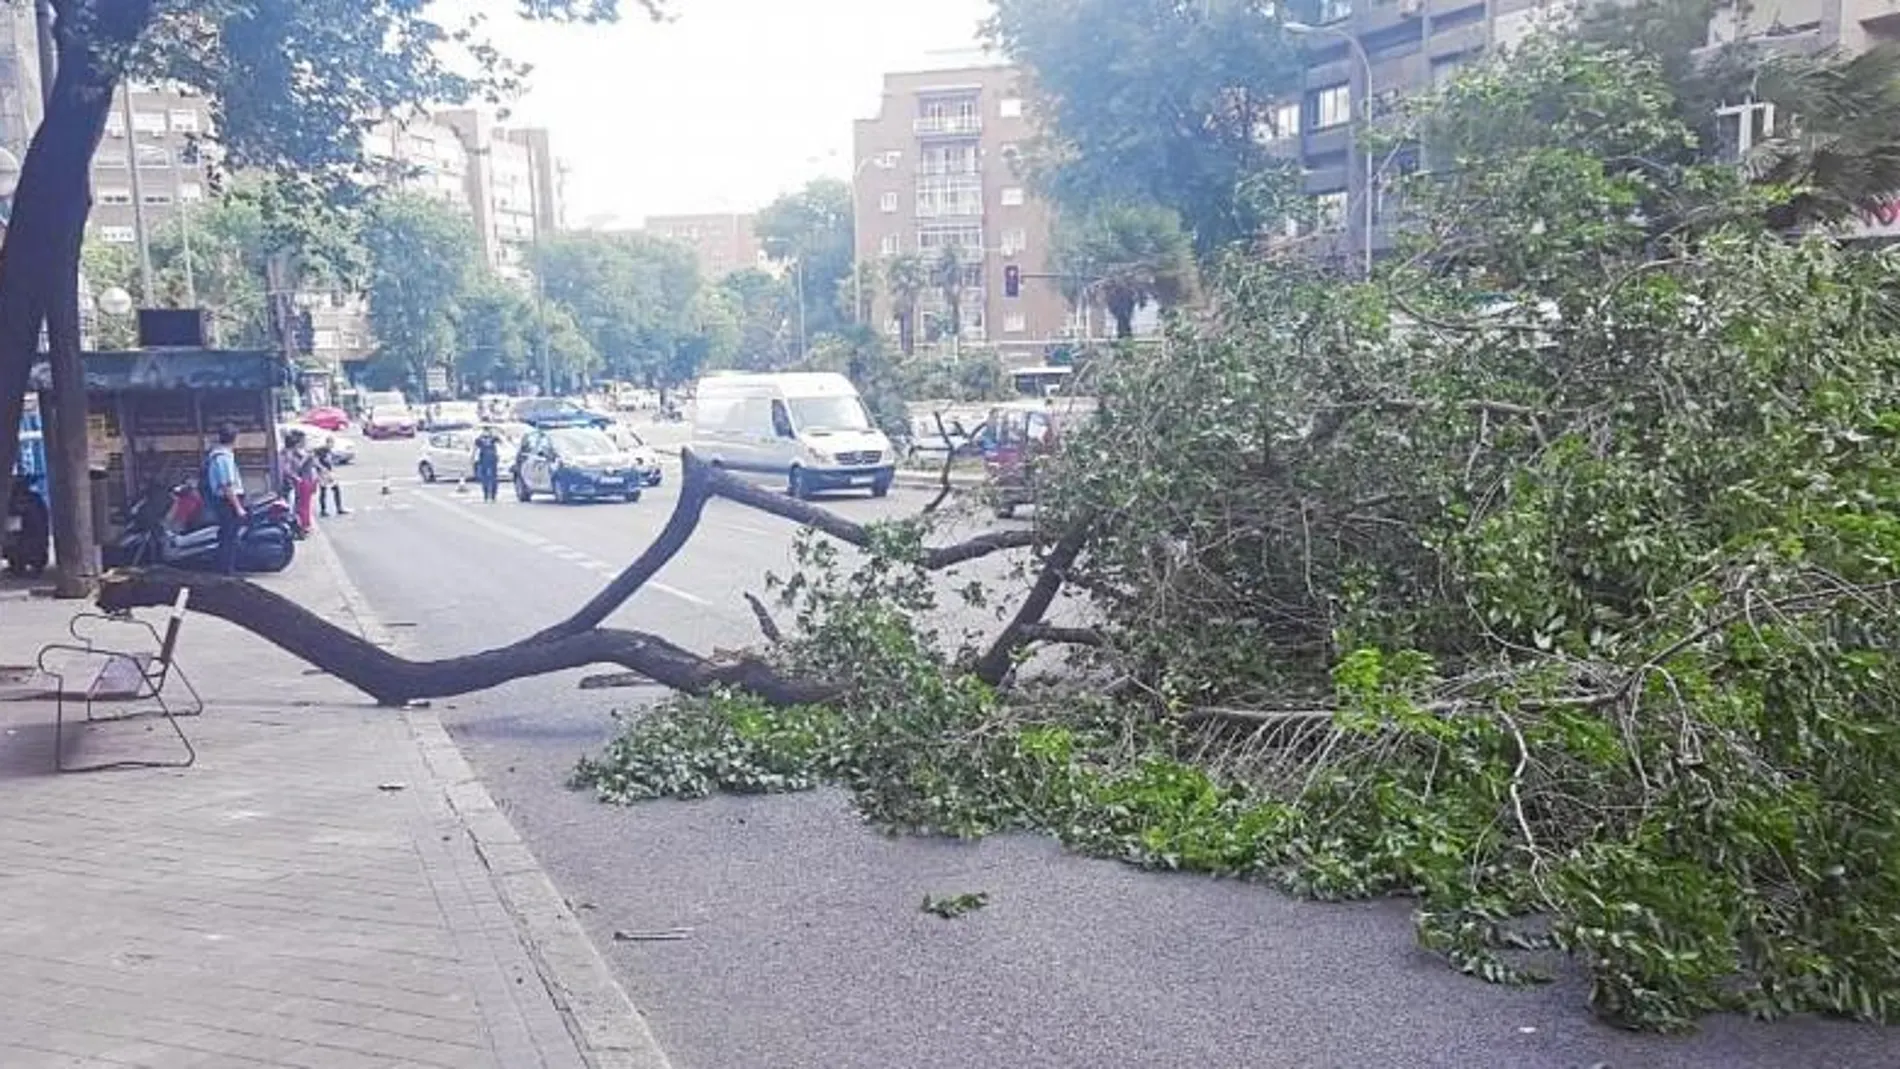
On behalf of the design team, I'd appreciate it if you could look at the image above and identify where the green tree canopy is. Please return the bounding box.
[360,193,485,392]
[715,267,795,370]
[529,230,709,389]
[1049,201,1196,339]
[984,0,1300,252]
[755,178,854,341]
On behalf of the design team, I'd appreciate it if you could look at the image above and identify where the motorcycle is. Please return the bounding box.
[106,480,297,573]
[3,470,50,577]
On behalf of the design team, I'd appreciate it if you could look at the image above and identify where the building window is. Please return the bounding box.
[142,191,173,205]
[1000,228,1028,255]
[1004,313,1027,334]
[132,110,167,135]
[880,234,902,256]
[100,226,136,244]
[1310,84,1352,129]
[1314,190,1349,230]
[999,97,1023,119]
[880,191,899,213]
[97,189,132,206]
[1319,0,1352,22]
[136,144,171,168]
[314,329,340,350]
[1000,187,1026,207]
[1715,100,1775,160]
[168,109,200,133]
[104,115,125,138]
[97,154,126,170]
[180,183,204,202]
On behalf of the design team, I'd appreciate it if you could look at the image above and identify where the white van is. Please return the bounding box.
[690,372,896,498]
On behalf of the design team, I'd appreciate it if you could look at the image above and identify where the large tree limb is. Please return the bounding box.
[97,568,840,707]
[974,519,1094,686]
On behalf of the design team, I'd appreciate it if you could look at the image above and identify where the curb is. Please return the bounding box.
[306,531,673,1069]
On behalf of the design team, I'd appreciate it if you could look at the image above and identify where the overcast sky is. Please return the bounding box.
[463,0,996,229]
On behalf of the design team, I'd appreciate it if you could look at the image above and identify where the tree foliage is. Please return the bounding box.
[530,230,724,389]
[1049,201,1196,338]
[578,28,1900,1033]
[883,252,927,357]
[984,0,1300,251]
[715,267,795,370]
[755,178,854,340]
[359,192,484,392]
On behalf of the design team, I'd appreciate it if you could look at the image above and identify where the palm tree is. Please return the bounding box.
[1051,202,1196,339]
[932,244,965,347]
[884,253,927,356]
[1746,45,1900,228]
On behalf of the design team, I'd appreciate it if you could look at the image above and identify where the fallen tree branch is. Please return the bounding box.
[744,591,784,644]
[1017,623,1107,648]
[533,451,1034,644]
[975,519,1094,686]
[98,568,840,708]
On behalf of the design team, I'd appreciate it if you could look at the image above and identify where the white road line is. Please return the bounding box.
[650,581,712,606]
[406,490,714,608]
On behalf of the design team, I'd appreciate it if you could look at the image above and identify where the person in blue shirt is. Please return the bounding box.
[203,423,246,576]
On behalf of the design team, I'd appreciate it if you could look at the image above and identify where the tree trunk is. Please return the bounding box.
[0,0,151,525]
[1109,297,1136,340]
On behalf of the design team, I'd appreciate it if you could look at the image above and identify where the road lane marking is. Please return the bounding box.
[406,490,715,608]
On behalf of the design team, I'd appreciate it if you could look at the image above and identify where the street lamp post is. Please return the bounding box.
[1284,20,1375,278]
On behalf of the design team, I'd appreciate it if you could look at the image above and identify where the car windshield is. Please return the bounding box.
[549,428,617,456]
[364,392,405,410]
[788,396,873,432]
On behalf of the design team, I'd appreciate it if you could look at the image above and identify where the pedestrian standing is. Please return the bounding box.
[203,423,246,576]
[314,441,348,517]
[472,426,503,503]
[281,430,317,535]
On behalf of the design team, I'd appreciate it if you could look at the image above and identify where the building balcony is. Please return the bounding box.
[916,174,983,193]
[916,201,984,220]
[914,115,983,137]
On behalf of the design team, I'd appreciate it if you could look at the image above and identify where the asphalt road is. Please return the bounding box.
[323,432,1899,1069]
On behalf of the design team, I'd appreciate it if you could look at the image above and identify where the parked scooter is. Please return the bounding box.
[106,480,296,573]
[3,470,50,577]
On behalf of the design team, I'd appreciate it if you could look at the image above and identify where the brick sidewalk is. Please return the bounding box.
[0,539,663,1069]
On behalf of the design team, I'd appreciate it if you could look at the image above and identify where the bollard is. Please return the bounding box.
[454,476,467,495]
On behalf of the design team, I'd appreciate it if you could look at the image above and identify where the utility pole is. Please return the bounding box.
[35,1,98,596]
[121,83,155,302]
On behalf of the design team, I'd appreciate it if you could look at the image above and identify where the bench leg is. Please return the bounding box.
[53,673,197,774]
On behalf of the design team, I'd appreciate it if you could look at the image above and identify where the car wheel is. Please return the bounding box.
[514,475,533,502]
[624,489,642,503]
[788,466,810,501]
[419,461,436,483]
[871,477,892,499]
[996,503,1016,520]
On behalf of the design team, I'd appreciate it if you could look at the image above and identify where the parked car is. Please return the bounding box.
[512,397,612,430]
[689,372,895,499]
[903,412,981,463]
[602,424,665,486]
[417,428,478,483]
[301,405,350,432]
[512,426,644,503]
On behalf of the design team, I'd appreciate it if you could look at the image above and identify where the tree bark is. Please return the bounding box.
[0,0,152,562]
[97,568,841,708]
[974,518,1093,686]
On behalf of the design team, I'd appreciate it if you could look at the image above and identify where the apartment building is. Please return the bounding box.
[90,85,215,245]
[436,109,561,282]
[853,64,1069,359]
[644,213,768,278]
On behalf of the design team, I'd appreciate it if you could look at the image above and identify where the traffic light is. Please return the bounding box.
[1004,264,1021,298]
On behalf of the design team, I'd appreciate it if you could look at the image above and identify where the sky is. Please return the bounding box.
[464,0,997,229]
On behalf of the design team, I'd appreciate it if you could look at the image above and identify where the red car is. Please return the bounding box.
[302,406,350,431]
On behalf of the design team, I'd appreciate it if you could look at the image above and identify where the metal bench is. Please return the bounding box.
[36,588,203,772]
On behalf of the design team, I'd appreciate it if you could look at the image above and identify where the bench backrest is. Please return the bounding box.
[157,588,190,666]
